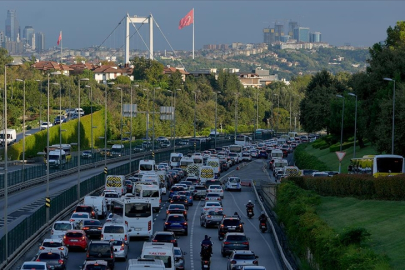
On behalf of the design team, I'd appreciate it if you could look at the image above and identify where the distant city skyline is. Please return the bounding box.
[1,1,404,52]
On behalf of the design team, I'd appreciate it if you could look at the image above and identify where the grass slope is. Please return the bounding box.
[305,143,378,173]
[317,197,405,269]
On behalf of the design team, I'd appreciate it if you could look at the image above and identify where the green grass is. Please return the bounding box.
[305,142,378,173]
[317,197,405,269]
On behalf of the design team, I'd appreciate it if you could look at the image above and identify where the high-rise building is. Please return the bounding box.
[288,21,298,37]
[5,10,20,42]
[310,32,322,43]
[263,28,275,45]
[0,31,4,46]
[274,23,284,42]
[293,27,310,42]
[23,26,35,46]
[36,32,45,52]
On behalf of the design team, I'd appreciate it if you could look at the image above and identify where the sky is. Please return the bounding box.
[1,1,405,52]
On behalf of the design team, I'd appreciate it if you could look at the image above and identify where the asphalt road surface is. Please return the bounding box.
[15,159,284,270]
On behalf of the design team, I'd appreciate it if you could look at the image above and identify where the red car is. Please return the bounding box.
[63,230,88,251]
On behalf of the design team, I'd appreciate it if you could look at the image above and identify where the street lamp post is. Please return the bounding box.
[152,87,161,153]
[51,82,63,153]
[193,90,199,152]
[35,80,42,126]
[383,78,396,154]
[85,85,94,155]
[273,94,279,135]
[129,85,138,173]
[16,79,26,178]
[117,87,123,146]
[215,91,220,148]
[336,94,345,174]
[104,82,115,173]
[143,89,150,144]
[77,78,89,201]
[348,93,358,158]
[254,89,259,142]
[234,93,238,140]
[167,90,174,152]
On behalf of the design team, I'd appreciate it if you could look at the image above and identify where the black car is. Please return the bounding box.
[218,216,244,240]
[151,231,178,247]
[35,251,66,270]
[86,241,115,270]
[77,219,103,239]
[170,195,189,210]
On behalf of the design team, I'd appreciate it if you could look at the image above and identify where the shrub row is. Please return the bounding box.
[311,139,329,149]
[329,141,353,152]
[275,181,391,270]
[288,174,405,200]
[8,110,106,160]
[294,143,330,171]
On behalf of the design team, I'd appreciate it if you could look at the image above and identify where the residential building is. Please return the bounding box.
[31,61,73,75]
[163,65,189,82]
[0,31,4,45]
[5,10,20,42]
[253,67,278,86]
[238,73,262,88]
[92,64,133,83]
[293,27,310,42]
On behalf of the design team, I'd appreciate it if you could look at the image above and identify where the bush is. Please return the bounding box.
[8,109,106,160]
[329,141,353,152]
[294,144,330,171]
[275,181,391,270]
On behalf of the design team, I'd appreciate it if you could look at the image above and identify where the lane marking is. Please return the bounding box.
[228,190,280,265]
[190,199,201,270]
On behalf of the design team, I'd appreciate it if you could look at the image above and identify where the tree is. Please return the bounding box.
[115,75,131,85]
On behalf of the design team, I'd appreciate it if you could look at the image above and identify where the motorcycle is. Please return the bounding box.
[260,221,267,233]
[247,208,254,219]
[201,258,211,269]
[200,243,212,269]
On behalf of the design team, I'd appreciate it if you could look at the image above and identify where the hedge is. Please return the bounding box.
[294,143,330,171]
[288,174,405,200]
[8,109,106,160]
[275,181,391,270]
[329,141,353,152]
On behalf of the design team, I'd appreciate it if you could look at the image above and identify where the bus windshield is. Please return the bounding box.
[376,157,403,173]
[125,203,151,218]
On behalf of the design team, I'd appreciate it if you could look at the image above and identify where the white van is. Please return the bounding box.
[271,149,283,160]
[141,242,175,270]
[199,165,214,184]
[84,196,107,219]
[127,258,165,270]
[170,153,183,168]
[139,160,156,172]
[101,221,129,244]
[179,156,194,170]
[206,157,221,178]
[48,149,67,168]
[75,107,84,116]
[138,184,161,212]
[105,175,126,196]
[111,144,125,157]
[0,129,16,146]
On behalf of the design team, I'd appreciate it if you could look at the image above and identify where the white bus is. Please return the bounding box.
[111,197,153,238]
[170,153,183,168]
[229,144,243,154]
[235,135,251,146]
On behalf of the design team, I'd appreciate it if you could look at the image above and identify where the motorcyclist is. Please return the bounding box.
[259,211,267,223]
[201,235,213,255]
[246,200,254,215]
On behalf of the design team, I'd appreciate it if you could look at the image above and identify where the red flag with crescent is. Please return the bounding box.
[179,9,194,30]
[57,31,62,45]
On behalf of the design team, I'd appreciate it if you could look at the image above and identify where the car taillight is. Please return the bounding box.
[83,227,89,230]
[223,241,230,244]
[120,244,125,250]
[58,260,64,264]
[166,210,169,214]
[69,219,74,222]
[217,198,220,200]
[165,222,169,225]
[221,224,224,227]
[82,236,85,240]
[171,239,176,243]
[148,221,151,231]
[63,235,66,240]
[36,259,40,262]
[101,234,104,239]
[182,222,187,225]
[207,215,211,218]
[242,241,249,245]
[98,227,102,230]
[152,239,158,242]
[231,260,237,264]
[125,235,127,241]
[59,247,64,250]
[86,253,89,258]
[253,260,258,264]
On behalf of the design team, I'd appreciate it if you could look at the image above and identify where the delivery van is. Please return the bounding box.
[84,195,107,219]
[141,242,175,270]
[105,175,127,196]
[170,153,183,168]
[206,157,221,178]
[0,129,16,146]
[127,258,165,270]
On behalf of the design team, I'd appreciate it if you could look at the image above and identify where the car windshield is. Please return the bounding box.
[208,210,223,215]
[54,223,71,231]
[223,219,240,226]
[143,255,172,268]
[72,213,89,218]
[88,244,111,255]
[84,220,101,226]
[38,253,61,260]
[169,205,185,210]
[84,265,107,270]
[42,241,62,248]
[65,232,84,238]
[234,254,256,259]
[76,206,93,212]
[22,265,46,269]
[154,234,174,241]
[168,216,185,222]
[207,194,219,197]
[229,178,240,183]
[142,190,160,197]
[110,240,124,246]
[226,235,247,241]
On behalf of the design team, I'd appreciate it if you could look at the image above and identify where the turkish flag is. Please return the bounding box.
[57,31,62,45]
[178,9,194,30]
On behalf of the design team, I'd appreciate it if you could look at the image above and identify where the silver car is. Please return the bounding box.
[227,250,259,270]
[39,238,69,259]
[174,247,186,270]
[111,239,128,260]
[200,209,225,228]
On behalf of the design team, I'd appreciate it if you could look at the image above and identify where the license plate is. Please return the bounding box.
[135,228,141,231]
[228,228,236,231]
[173,223,180,225]
[90,229,98,231]
[261,226,266,228]
[70,239,78,242]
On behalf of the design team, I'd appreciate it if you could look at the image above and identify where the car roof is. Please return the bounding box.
[231,250,255,255]
[43,238,63,243]
[154,231,175,235]
[168,204,185,208]
[84,260,108,266]
[224,232,246,236]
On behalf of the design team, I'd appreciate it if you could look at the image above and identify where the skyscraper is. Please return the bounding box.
[263,28,275,45]
[288,21,298,37]
[36,32,45,52]
[293,27,310,42]
[23,26,35,46]
[310,32,322,43]
[5,10,20,42]
[0,31,4,46]
[274,23,284,42]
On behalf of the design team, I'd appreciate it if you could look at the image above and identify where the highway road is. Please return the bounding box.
[14,159,284,270]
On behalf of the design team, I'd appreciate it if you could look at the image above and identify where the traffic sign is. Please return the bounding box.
[336,151,346,161]
[45,197,51,208]
[104,166,108,174]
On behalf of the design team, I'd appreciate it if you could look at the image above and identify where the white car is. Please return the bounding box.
[201,201,223,213]
[111,239,128,260]
[225,177,242,192]
[69,212,90,228]
[20,262,47,270]
[51,221,75,239]
[40,122,53,130]
[207,185,224,198]
[39,238,69,259]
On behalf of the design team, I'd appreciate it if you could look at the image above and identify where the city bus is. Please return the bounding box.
[235,135,251,146]
[348,154,405,177]
[111,197,153,238]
